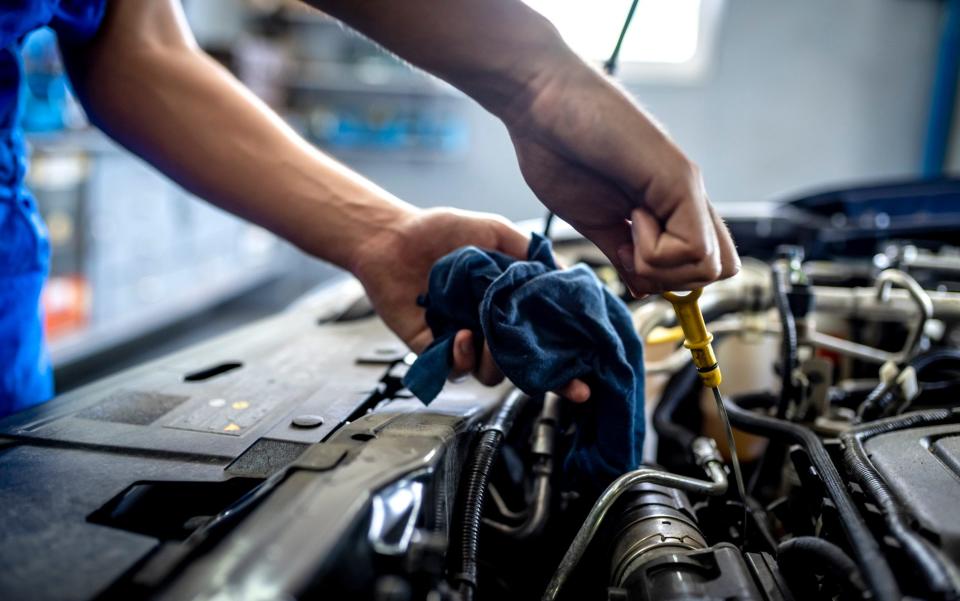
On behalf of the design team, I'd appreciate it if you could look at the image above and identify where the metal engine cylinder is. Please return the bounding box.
[608,482,706,587]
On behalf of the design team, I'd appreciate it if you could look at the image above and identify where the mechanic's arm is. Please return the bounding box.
[311,0,740,294]
[60,0,589,400]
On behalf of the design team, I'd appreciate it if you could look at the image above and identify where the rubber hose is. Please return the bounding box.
[455,393,527,601]
[777,536,866,599]
[771,266,798,418]
[841,408,960,601]
[652,362,700,453]
[911,348,960,374]
[723,393,901,601]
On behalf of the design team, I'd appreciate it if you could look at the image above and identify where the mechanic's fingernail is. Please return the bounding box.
[458,338,472,359]
[617,247,636,273]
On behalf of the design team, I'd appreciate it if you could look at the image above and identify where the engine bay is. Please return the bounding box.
[3,179,960,600]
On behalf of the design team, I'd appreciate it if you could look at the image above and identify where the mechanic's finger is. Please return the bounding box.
[625,252,723,291]
[617,243,713,294]
[450,329,476,380]
[476,344,505,386]
[631,207,718,271]
[490,217,532,260]
[558,379,591,403]
[707,203,741,279]
[632,216,720,286]
[630,208,711,268]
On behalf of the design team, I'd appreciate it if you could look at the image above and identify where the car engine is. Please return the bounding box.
[2,179,960,601]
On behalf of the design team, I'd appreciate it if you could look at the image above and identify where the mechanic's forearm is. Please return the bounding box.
[62,2,412,272]
[305,1,673,176]
[308,0,578,123]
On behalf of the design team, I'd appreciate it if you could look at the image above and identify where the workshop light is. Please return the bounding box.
[524,0,703,65]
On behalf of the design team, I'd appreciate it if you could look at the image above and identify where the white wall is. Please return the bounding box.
[342,0,942,221]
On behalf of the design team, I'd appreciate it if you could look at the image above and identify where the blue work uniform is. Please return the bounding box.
[0,1,105,417]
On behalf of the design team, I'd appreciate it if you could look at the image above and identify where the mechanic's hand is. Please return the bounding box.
[352,207,591,402]
[509,67,740,296]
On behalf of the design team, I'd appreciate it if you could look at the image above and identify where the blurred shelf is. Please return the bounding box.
[26,128,119,155]
[49,258,288,368]
[286,77,462,98]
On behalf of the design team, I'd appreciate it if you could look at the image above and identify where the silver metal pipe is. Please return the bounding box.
[487,484,525,521]
[483,395,559,539]
[807,331,895,364]
[812,286,960,321]
[806,269,934,364]
[541,438,728,601]
[484,471,551,539]
[874,269,933,361]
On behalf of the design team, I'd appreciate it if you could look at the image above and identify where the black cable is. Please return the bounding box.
[857,349,960,422]
[777,536,867,599]
[722,393,902,601]
[454,392,528,601]
[542,0,640,240]
[841,408,960,601]
[604,0,641,75]
[771,265,797,418]
[542,210,556,239]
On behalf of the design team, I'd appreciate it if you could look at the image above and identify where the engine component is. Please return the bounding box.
[607,483,781,601]
[722,393,902,601]
[661,288,749,547]
[542,437,728,601]
[483,393,559,539]
[610,544,768,601]
[608,483,707,588]
[776,537,864,599]
[453,390,528,601]
[842,408,960,600]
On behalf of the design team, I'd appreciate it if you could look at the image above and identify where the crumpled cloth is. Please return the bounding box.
[403,233,645,490]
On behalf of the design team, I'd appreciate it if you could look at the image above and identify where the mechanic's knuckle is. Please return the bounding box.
[701,258,723,281]
[722,258,742,278]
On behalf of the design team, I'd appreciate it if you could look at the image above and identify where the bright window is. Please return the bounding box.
[523,0,722,80]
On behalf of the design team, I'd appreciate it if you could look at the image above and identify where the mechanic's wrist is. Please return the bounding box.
[500,49,600,135]
[284,172,419,277]
[479,19,580,128]
[338,201,420,281]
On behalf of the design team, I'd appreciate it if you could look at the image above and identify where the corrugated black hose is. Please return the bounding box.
[841,408,960,601]
[771,265,798,418]
[723,393,902,601]
[777,536,866,599]
[454,391,528,601]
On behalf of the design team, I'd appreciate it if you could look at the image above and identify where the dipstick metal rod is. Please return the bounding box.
[713,386,748,532]
[662,289,749,541]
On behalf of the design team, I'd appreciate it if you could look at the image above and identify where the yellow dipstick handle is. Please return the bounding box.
[662,289,722,388]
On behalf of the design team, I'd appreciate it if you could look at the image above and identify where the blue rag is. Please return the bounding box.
[403,234,645,490]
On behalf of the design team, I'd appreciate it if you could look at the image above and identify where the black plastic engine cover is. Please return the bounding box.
[866,423,960,561]
[0,283,509,601]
